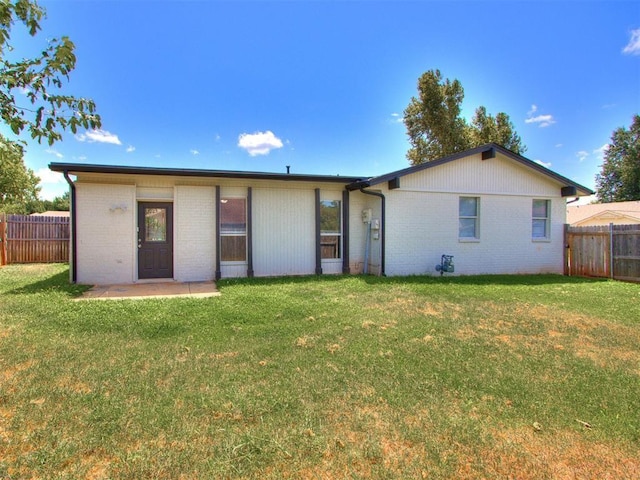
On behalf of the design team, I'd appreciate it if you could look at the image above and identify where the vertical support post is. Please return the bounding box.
[342,189,350,274]
[215,186,221,280]
[563,223,569,276]
[315,188,322,275]
[609,222,614,279]
[247,187,254,278]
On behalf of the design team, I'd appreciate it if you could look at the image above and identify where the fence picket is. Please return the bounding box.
[0,214,70,265]
[565,224,640,282]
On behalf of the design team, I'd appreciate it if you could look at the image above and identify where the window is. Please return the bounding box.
[144,208,167,242]
[220,198,246,261]
[532,199,550,239]
[320,200,341,259]
[459,197,479,239]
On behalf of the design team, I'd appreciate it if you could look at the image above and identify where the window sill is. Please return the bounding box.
[458,238,480,243]
[532,238,551,243]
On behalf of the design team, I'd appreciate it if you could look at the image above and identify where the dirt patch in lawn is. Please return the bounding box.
[461,302,640,373]
[475,427,640,480]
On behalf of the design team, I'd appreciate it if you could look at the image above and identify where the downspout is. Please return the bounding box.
[358,187,385,276]
[62,171,77,283]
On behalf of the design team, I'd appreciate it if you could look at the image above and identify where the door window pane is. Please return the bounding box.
[145,208,166,242]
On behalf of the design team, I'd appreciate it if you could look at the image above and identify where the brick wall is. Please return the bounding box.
[174,186,215,281]
[76,183,136,284]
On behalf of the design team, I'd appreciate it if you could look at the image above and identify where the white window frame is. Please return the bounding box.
[459,196,480,241]
[220,197,247,263]
[320,199,342,261]
[532,199,551,241]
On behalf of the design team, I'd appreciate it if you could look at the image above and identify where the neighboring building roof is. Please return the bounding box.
[49,143,593,196]
[567,200,640,226]
[346,144,594,196]
[30,211,70,217]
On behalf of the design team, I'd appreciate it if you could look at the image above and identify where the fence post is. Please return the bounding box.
[0,213,6,266]
[563,223,570,276]
[609,222,614,279]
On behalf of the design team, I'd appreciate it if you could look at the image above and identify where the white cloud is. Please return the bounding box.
[237,130,283,156]
[534,159,552,168]
[593,144,609,159]
[190,149,200,155]
[390,112,403,124]
[76,155,87,161]
[622,28,640,55]
[45,148,63,159]
[36,168,65,185]
[555,143,563,148]
[214,134,221,142]
[126,145,136,153]
[525,105,556,127]
[576,150,589,162]
[76,129,122,145]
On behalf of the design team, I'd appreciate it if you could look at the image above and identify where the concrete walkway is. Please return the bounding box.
[78,281,220,300]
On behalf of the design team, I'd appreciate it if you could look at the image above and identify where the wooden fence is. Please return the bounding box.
[0,214,70,265]
[564,224,640,282]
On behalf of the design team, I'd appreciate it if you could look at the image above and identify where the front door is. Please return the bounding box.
[138,202,173,279]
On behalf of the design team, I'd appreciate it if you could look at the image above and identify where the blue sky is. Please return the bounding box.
[7,0,640,200]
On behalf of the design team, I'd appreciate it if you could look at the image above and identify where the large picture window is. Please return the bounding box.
[532,199,550,239]
[320,200,341,259]
[459,197,479,239]
[220,197,246,261]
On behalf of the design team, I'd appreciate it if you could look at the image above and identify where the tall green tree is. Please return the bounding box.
[595,115,640,203]
[1,0,101,145]
[403,69,526,165]
[0,0,100,213]
[41,190,69,211]
[0,133,40,213]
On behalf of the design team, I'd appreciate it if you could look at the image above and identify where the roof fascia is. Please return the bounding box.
[49,162,363,184]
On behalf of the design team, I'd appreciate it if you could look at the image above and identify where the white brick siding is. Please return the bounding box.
[174,186,215,281]
[75,183,136,284]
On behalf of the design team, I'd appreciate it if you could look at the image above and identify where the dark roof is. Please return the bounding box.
[48,162,364,184]
[345,143,594,195]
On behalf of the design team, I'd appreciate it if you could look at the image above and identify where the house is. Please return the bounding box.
[567,200,640,226]
[30,211,70,217]
[49,144,592,285]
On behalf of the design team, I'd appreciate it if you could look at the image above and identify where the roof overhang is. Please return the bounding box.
[49,162,364,184]
[346,144,594,196]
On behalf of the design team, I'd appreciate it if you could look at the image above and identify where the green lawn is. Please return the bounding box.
[1,264,639,479]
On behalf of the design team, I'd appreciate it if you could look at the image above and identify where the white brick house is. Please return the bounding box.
[50,144,592,284]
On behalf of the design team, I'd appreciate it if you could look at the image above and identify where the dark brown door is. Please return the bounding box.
[138,202,173,279]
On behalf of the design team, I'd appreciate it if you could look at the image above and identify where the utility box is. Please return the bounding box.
[435,255,454,275]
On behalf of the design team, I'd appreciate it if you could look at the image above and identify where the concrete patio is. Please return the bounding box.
[78,281,220,300]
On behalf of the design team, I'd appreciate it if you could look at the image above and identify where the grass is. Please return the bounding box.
[1,264,639,479]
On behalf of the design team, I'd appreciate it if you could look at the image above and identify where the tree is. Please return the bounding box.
[41,190,69,211]
[469,106,524,154]
[403,69,526,165]
[0,0,101,146]
[0,133,40,213]
[595,115,640,203]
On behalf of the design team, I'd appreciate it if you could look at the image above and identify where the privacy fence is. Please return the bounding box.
[0,214,70,265]
[564,224,640,282]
